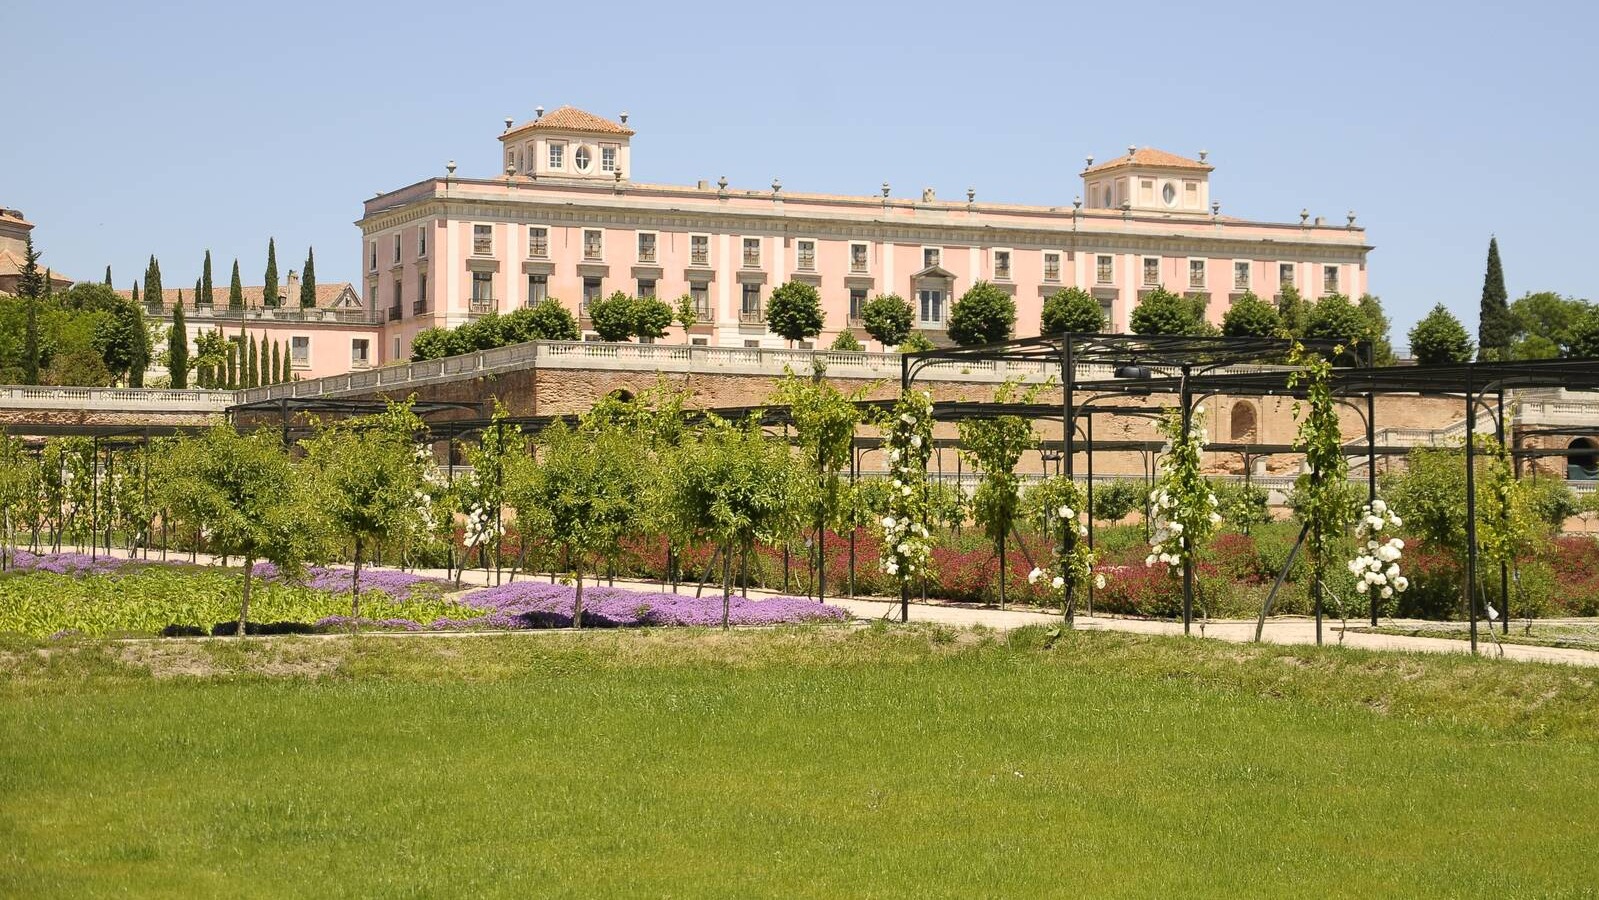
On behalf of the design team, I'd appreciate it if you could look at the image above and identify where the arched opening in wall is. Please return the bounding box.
[607,388,635,404]
[1568,437,1599,480]
[1230,401,1258,443]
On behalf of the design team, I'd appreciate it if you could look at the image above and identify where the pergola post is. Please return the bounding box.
[1497,387,1510,635]
[900,351,910,623]
[1465,376,1479,655]
[1366,389,1378,627]
[1061,337,1076,626]
[1084,414,1095,618]
[1179,364,1193,635]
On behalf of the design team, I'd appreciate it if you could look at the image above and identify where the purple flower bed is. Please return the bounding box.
[454,581,852,629]
[7,551,129,576]
[251,563,447,600]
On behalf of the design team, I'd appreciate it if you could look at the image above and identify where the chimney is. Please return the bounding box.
[286,269,300,298]
[921,187,936,203]
[697,179,708,190]
[1313,215,1325,226]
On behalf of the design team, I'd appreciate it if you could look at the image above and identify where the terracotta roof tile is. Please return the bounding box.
[504,105,634,137]
[1084,147,1212,174]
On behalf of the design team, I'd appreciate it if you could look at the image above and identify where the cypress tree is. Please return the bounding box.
[132,280,140,307]
[169,302,189,388]
[247,334,259,388]
[103,265,112,287]
[201,250,215,308]
[263,238,280,308]
[270,340,282,385]
[228,259,244,311]
[225,343,237,389]
[283,345,293,382]
[1478,236,1512,361]
[193,278,201,308]
[145,255,163,310]
[127,302,150,387]
[42,269,53,299]
[19,236,43,383]
[299,247,317,308]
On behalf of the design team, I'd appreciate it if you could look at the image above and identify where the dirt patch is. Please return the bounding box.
[119,643,224,679]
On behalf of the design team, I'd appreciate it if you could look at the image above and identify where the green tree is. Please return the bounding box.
[156,424,321,635]
[144,255,163,311]
[200,250,214,308]
[861,293,913,349]
[1304,293,1374,346]
[765,280,825,345]
[299,247,317,308]
[634,295,674,341]
[102,265,112,287]
[1090,479,1143,522]
[168,303,189,388]
[1287,346,1356,632]
[1408,303,1474,365]
[673,294,699,344]
[1570,305,1599,358]
[19,236,43,383]
[1221,291,1283,337]
[1276,284,1311,338]
[773,369,864,601]
[947,280,1016,345]
[589,291,638,342]
[1130,286,1205,335]
[1478,237,1512,361]
[516,298,580,341]
[829,330,863,351]
[246,334,259,388]
[225,341,237,389]
[269,340,281,385]
[410,327,459,361]
[958,381,1038,608]
[301,403,428,617]
[228,259,244,311]
[1509,292,1592,359]
[193,329,227,388]
[899,331,935,353]
[263,239,279,308]
[91,297,151,386]
[1040,287,1106,335]
[1355,294,1396,365]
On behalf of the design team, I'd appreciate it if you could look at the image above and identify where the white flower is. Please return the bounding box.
[1390,515,1402,528]
[882,516,896,529]
[1393,575,1409,592]
[896,543,909,554]
[1145,555,1157,567]
[1028,567,1044,584]
[901,486,912,496]
[910,435,922,448]
[1051,576,1065,589]
[1058,505,1073,520]
[1077,524,1088,537]
[901,413,916,425]
[1385,563,1400,579]
[1170,522,1184,534]
[1207,494,1219,506]
[1380,586,1393,599]
[1354,580,1368,593]
[1372,499,1387,514]
[1195,404,1205,415]
[1208,512,1222,525]
[1391,538,1405,550]
[1094,573,1106,590]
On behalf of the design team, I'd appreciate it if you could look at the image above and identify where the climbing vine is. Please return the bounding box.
[1287,343,1358,629]
[874,388,934,587]
[1146,406,1220,574]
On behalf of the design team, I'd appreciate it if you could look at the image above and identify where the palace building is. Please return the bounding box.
[291,105,1374,377]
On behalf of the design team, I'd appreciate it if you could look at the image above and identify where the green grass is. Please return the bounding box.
[3,626,1598,898]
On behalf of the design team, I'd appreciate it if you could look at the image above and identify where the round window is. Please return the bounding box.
[575,147,592,171]
[1162,183,1177,206]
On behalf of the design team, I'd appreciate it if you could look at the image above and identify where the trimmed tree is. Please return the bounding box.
[1304,293,1373,346]
[634,295,674,341]
[225,341,237,389]
[19,236,42,384]
[1040,287,1107,335]
[947,281,1016,346]
[144,255,164,311]
[169,303,189,387]
[829,330,863,351]
[1566,305,1599,358]
[766,280,825,346]
[1221,291,1283,337]
[246,334,259,388]
[201,250,214,308]
[589,291,638,342]
[91,296,150,386]
[103,265,112,287]
[1408,303,1474,365]
[673,294,699,344]
[270,340,282,385]
[228,259,244,311]
[1130,286,1205,335]
[1276,284,1311,338]
[861,293,913,350]
[299,247,317,308]
[958,381,1038,608]
[1478,237,1512,361]
[263,238,280,308]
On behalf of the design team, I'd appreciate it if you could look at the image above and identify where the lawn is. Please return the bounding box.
[2,626,1597,898]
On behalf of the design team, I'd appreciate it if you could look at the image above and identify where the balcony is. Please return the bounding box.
[692,301,714,322]
[638,248,657,264]
[413,299,429,316]
[468,299,496,316]
[739,307,763,325]
[387,306,402,322]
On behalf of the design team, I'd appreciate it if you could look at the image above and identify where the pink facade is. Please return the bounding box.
[344,106,1370,366]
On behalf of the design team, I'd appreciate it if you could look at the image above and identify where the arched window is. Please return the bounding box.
[1568,437,1598,481]
[1230,402,1258,443]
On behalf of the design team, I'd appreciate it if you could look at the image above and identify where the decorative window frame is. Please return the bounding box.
[635,230,659,264]
[1232,259,1252,292]
[1042,251,1062,283]
[1187,257,1208,291]
[848,241,871,274]
[527,224,551,259]
[740,235,763,270]
[1142,256,1162,287]
[582,228,605,262]
[921,245,942,270]
[470,222,495,258]
[795,238,818,271]
[689,233,712,267]
[991,247,1013,281]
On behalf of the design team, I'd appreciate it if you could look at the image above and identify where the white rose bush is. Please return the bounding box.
[874,389,936,588]
[1025,476,1100,621]
[1348,498,1408,613]
[1145,406,1221,577]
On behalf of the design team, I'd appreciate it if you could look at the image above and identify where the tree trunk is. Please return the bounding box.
[574,561,585,630]
[237,554,255,636]
[352,536,363,622]
[722,544,733,630]
[999,533,1008,610]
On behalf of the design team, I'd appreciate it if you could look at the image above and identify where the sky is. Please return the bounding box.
[4,0,1595,340]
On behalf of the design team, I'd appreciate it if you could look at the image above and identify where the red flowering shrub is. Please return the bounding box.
[1208,532,1261,584]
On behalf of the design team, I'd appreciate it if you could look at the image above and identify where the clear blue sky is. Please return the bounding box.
[4,0,1594,337]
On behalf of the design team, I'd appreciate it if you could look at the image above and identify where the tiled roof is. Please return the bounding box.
[504,105,634,137]
[116,283,357,309]
[0,249,74,285]
[1084,148,1212,174]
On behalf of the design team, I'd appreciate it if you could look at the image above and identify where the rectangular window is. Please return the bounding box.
[918,289,945,325]
[393,234,401,263]
[691,337,708,346]
[637,278,656,298]
[368,241,377,271]
[1043,252,1061,282]
[637,232,657,263]
[797,239,816,271]
[548,141,565,169]
[290,335,309,365]
[1097,255,1115,285]
[923,247,941,269]
[417,226,427,258]
[471,271,494,309]
[849,242,869,274]
[414,272,428,314]
[690,282,711,320]
[1140,178,1154,205]
[583,277,602,304]
[849,288,866,322]
[351,339,370,368]
[740,283,762,320]
[1184,181,1198,205]
[1279,263,1296,288]
[742,237,761,268]
[391,276,402,316]
[472,224,493,257]
[1234,261,1251,291]
[1323,265,1339,293]
[527,274,547,306]
[1143,257,1160,286]
[600,144,617,173]
[744,339,761,349]
[690,234,710,266]
[583,229,603,261]
[1189,259,1207,290]
[528,226,549,258]
[994,250,1012,280]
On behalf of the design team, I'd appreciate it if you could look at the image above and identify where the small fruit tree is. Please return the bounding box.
[957,380,1040,608]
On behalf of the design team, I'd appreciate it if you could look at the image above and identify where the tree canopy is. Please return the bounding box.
[1130,287,1208,335]
[1408,303,1474,365]
[947,281,1016,345]
[860,294,913,349]
[1220,291,1282,338]
[765,281,825,344]
[1040,287,1106,335]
